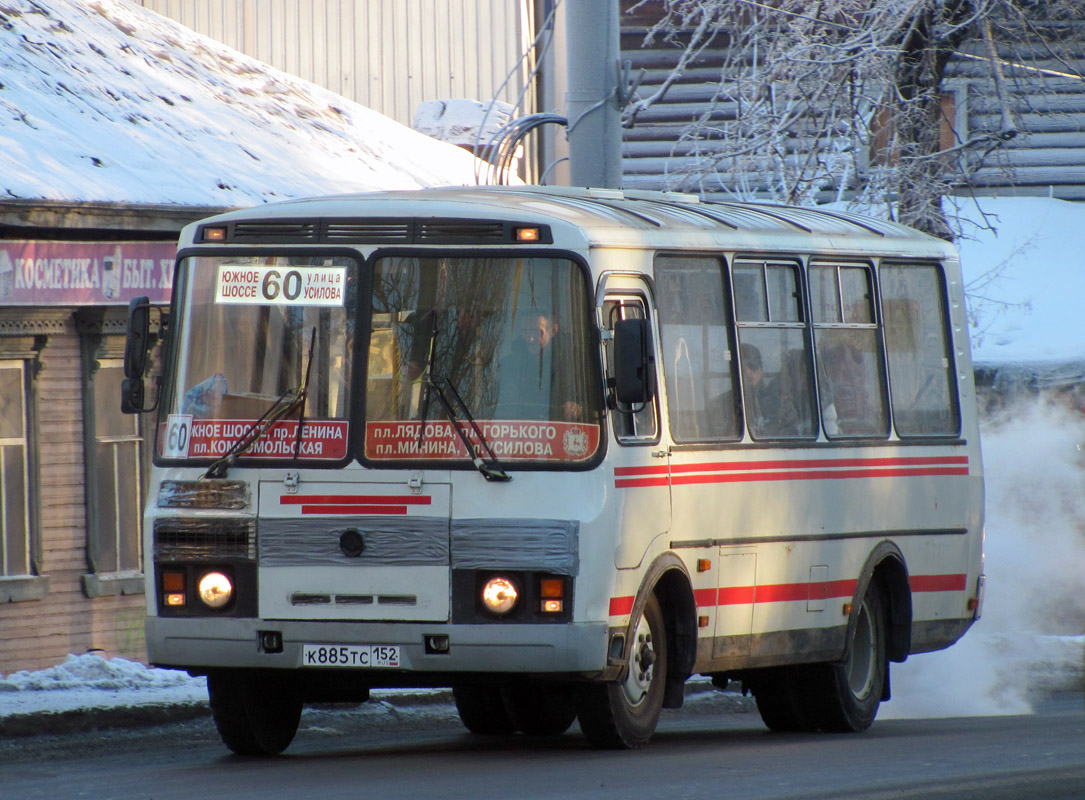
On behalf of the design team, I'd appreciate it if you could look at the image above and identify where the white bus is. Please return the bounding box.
[124,186,985,755]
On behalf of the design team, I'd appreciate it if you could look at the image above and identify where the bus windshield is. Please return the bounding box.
[162,254,356,463]
[364,255,603,465]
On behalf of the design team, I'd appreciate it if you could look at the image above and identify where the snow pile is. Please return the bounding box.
[0,0,483,207]
[0,654,207,717]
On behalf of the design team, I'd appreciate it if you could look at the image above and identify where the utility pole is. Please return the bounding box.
[565,0,622,188]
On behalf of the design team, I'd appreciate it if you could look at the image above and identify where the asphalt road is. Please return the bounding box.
[1,690,1081,800]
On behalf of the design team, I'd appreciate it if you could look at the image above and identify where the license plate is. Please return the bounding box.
[301,644,400,668]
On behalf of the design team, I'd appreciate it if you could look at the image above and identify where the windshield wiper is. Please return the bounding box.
[203,328,315,479]
[292,327,317,460]
[425,372,511,482]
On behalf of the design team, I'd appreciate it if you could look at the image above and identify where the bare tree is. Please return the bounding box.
[624,0,1085,240]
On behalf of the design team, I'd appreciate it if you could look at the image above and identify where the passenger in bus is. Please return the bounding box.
[740,343,770,433]
[819,340,878,435]
[496,311,582,422]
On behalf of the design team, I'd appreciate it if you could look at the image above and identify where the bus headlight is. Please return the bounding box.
[198,571,234,609]
[481,576,519,615]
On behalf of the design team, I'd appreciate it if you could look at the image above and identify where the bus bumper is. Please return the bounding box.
[146,616,611,676]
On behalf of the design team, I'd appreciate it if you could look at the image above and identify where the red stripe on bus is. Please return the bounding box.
[911,573,968,592]
[670,456,968,474]
[616,456,969,489]
[670,466,969,486]
[715,585,757,605]
[616,466,968,489]
[281,495,432,505]
[615,574,962,616]
[299,504,409,515]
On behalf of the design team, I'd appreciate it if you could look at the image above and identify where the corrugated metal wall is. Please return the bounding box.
[138,0,536,128]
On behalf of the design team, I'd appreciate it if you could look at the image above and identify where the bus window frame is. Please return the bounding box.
[357,246,608,473]
[731,256,819,443]
[601,293,661,446]
[154,246,361,471]
[653,251,743,446]
[809,260,892,441]
[877,260,963,440]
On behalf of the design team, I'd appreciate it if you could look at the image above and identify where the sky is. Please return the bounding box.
[0,0,1081,723]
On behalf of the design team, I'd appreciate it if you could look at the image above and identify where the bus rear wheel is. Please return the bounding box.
[577,593,667,749]
[806,583,887,732]
[207,670,303,756]
[747,666,817,732]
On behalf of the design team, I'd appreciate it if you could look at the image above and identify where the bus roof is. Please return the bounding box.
[183,185,956,259]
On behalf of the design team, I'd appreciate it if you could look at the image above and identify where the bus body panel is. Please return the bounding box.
[142,187,983,736]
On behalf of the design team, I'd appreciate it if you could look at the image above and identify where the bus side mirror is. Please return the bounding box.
[122,296,161,414]
[120,377,145,415]
[613,318,656,406]
[124,296,151,380]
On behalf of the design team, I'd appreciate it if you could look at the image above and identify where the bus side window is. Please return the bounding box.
[880,264,961,436]
[733,260,817,440]
[602,297,658,442]
[810,264,889,438]
[655,254,741,442]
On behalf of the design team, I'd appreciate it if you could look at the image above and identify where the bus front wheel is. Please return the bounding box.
[577,593,668,749]
[207,670,303,756]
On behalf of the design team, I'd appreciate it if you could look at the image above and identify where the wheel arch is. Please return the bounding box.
[856,541,912,664]
[627,552,697,709]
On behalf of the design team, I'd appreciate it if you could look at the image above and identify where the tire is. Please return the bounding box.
[577,593,667,749]
[207,670,303,756]
[747,667,817,733]
[452,684,518,735]
[502,684,578,736]
[805,583,887,732]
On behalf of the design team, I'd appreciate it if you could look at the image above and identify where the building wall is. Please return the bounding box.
[0,320,146,673]
[137,0,536,128]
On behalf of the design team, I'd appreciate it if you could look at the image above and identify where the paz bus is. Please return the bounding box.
[123,185,985,755]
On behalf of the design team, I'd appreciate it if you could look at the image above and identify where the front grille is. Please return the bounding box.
[154,518,256,561]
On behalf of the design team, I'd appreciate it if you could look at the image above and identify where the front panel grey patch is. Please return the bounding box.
[259,516,449,566]
[451,519,579,575]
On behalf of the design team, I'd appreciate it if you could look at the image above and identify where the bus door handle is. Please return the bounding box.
[651,448,670,459]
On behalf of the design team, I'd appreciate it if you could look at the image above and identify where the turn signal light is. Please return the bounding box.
[163,570,186,607]
[539,577,565,614]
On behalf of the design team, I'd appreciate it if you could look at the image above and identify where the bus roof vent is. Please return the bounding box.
[231,221,318,241]
[324,219,412,242]
[416,219,507,242]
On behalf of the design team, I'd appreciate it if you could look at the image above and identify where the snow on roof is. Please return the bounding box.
[0,0,484,208]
